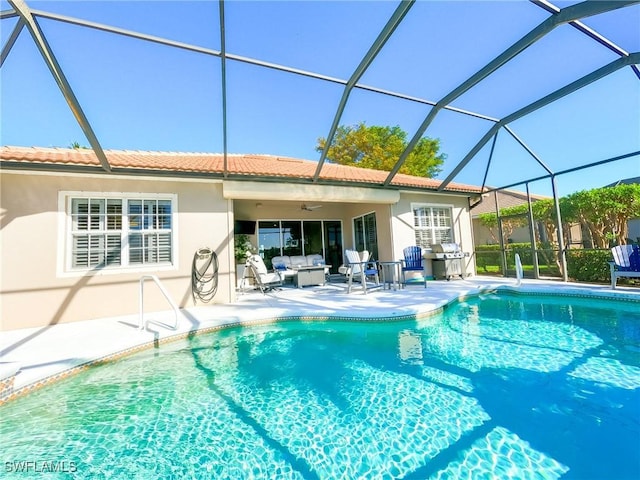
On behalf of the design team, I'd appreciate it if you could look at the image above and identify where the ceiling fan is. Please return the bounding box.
[301,203,323,211]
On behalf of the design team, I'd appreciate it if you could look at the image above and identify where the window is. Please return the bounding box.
[413,205,453,248]
[353,212,378,260]
[257,219,342,273]
[66,194,175,271]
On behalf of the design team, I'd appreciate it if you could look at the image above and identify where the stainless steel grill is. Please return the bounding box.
[430,243,465,259]
[425,243,468,280]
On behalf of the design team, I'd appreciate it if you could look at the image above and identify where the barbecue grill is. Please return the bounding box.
[424,243,468,280]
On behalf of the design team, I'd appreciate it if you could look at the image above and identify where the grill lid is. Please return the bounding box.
[431,243,461,253]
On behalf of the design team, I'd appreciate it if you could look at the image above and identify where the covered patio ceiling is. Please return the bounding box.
[1,0,638,195]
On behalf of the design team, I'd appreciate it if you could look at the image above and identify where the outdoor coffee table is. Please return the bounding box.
[294,265,331,288]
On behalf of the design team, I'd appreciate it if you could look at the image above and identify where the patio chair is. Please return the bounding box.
[245,254,283,293]
[609,244,640,289]
[344,249,379,294]
[401,246,427,288]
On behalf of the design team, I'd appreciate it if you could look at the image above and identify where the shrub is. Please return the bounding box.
[566,249,611,283]
[475,245,622,283]
[475,245,503,272]
[476,243,532,271]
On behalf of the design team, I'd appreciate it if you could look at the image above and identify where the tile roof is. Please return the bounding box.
[471,188,550,215]
[0,146,482,194]
[605,177,639,187]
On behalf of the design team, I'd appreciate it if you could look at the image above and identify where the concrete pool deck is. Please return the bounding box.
[1,276,639,403]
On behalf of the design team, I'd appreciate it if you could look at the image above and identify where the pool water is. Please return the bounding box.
[1,293,639,479]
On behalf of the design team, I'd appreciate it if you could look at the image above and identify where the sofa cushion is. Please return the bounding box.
[290,255,308,267]
[307,254,325,266]
[271,254,327,279]
[271,256,291,269]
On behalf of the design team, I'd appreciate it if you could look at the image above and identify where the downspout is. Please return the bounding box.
[467,196,477,278]
[388,202,396,262]
[228,198,237,300]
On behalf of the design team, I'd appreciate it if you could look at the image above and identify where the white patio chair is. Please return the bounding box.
[245,254,283,293]
[344,249,379,294]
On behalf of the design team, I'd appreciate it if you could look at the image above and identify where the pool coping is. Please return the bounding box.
[1,278,638,405]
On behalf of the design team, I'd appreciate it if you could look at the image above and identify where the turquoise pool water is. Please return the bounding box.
[1,293,639,479]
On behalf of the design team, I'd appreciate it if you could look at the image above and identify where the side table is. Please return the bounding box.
[378,261,403,290]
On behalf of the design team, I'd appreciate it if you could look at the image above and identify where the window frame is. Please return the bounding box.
[256,219,343,271]
[58,191,178,276]
[352,211,378,260]
[411,203,455,249]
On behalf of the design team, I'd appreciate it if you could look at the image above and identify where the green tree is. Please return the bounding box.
[478,208,527,245]
[562,184,640,247]
[478,200,565,269]
[316,122,445,178]
[480,183,640,251]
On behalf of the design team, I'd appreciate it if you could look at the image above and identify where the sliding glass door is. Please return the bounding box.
[258,220,342,273]
[323,221,342,274]
[281,221,303,256]
[303,221,323,256]
[257,221,281,266]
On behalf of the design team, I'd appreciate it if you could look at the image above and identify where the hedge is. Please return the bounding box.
[475,243,537,272]
[475,245,616,283]
[566,249,612,283]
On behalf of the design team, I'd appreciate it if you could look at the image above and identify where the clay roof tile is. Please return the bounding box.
[0,146,481,194]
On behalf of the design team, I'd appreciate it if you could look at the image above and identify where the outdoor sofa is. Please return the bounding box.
[271,254,328,281]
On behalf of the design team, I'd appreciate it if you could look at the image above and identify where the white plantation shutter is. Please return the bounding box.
[68,195,173,271]
[106,200,122,229]
[106,235,122,265]
[434,229,452,244]
[88,235,104,266]
[129,234,143,264]
[414,229,432,248]
[413,205,453,248]
[158,233,172,263]
[353,212,378,259]
[144,234,161,263]
[72,235,89,268]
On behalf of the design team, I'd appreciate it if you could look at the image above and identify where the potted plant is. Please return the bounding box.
[234,234,254,264]
[234,234,255,287]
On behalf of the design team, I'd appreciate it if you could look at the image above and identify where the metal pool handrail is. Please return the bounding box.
[139,275,180,331]
[515,253,524,286]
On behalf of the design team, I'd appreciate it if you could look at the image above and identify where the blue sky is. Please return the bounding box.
[1,0,638,197]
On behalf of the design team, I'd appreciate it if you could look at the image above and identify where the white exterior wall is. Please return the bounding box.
[391,192,476,278]
[1,171,475,331]
[0,171,235,331]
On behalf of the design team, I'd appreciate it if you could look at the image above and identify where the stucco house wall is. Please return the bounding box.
[392,192,476,278]
[0,153,475,330]
[1,171,234,331]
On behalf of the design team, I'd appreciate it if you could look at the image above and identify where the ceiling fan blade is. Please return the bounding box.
[302,204,323,211]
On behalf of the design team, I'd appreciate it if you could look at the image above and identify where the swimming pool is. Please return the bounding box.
[1,292,639,479]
